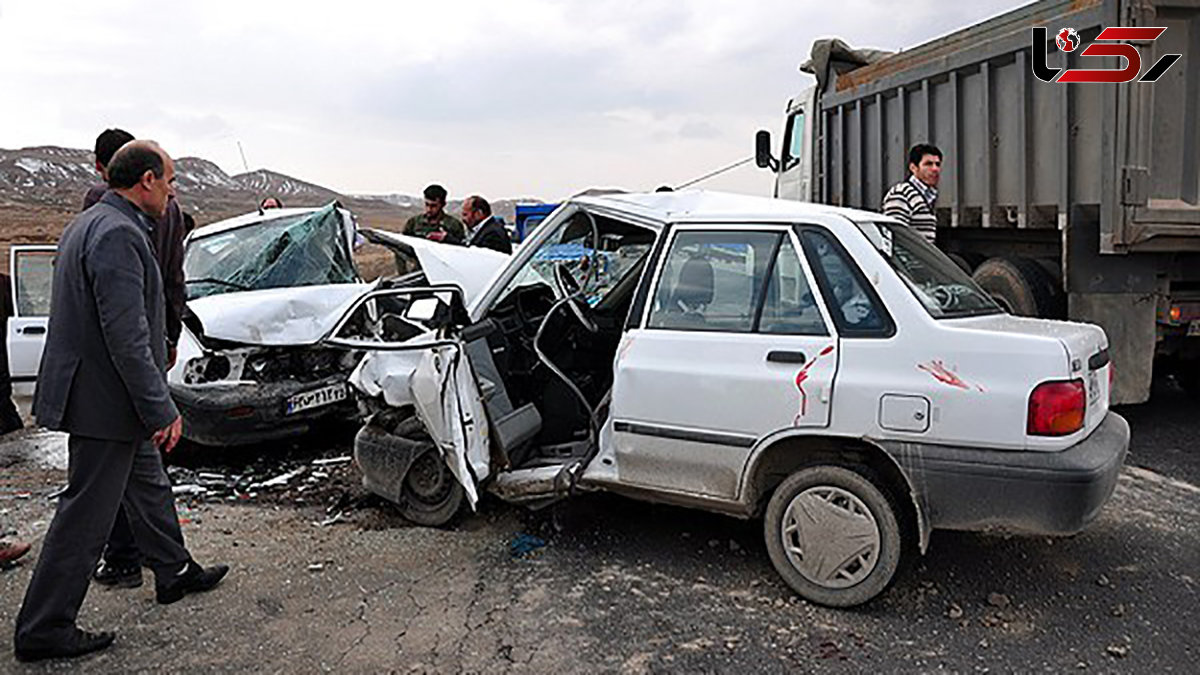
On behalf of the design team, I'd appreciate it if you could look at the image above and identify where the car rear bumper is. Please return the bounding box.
[885,411,1130,536]
[170,374,359,446]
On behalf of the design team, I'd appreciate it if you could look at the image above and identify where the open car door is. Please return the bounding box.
[7,245,56,395]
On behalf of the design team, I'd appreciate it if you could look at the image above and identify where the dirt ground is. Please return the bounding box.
[1,389,1198,672]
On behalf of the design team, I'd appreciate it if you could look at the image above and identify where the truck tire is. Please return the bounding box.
[947,252,985,274]
[972,257,1062,318]
[763,465,904,607]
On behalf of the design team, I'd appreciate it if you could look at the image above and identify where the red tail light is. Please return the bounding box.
[1027,380,1085,436]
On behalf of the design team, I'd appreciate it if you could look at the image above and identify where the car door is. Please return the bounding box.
[7,245,56,395]
[609,226,839,499]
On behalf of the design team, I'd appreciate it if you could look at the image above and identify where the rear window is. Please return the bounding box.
[861,222,1001,319]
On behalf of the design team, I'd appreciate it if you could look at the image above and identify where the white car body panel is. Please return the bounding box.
[6,245,56,396]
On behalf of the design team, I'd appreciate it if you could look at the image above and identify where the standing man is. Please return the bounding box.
[881,143,942,244]
[14,141,228,663]
[84,128,188,591]
[403,184,465,244]
[460,195,512,254]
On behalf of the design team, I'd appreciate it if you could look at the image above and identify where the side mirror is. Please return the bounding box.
[755,130,778,171]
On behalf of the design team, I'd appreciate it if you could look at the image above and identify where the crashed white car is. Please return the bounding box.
[170,204,507,445]
[327,191,1127,607]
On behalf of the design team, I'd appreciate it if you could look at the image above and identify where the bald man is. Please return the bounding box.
[14,142,229,663]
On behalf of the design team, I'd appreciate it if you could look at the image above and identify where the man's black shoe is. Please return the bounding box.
[93,560,143,588]
[14,628,115,662]
[156,561,229,605]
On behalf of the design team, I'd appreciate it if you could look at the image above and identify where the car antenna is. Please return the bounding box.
[673,155,755,190]
[237,140,262,215]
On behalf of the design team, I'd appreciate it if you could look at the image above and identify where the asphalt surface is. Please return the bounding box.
[0,383,1196,672]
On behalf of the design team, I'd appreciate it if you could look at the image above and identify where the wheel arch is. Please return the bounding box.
[738,431,930,553]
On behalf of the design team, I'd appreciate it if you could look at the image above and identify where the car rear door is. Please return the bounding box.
[7,245,56,395]
[609,226,839,499]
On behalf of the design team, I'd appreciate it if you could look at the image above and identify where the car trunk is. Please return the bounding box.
[945,314,1110,437]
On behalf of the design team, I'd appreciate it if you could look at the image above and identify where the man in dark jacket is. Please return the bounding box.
[460,195,512,254]
[14,141,228,663]
[84,128,190,590]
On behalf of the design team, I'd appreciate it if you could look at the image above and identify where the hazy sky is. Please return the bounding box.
[0,1,1024,200]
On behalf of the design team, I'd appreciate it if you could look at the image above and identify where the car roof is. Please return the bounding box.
[189,207,327,240]
[572,190,891,227]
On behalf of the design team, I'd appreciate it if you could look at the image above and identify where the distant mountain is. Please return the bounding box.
[0,145,545,228]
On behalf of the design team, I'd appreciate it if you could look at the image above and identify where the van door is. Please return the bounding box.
[609,227,839,499]
[7,245,56,395]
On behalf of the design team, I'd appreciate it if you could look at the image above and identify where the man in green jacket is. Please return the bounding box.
[403,184,465,244]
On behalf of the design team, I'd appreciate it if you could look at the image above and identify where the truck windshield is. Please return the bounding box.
[861,222,1002,319]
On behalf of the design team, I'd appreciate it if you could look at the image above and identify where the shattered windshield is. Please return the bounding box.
[184,205,357,300]
[862,221,1001,318]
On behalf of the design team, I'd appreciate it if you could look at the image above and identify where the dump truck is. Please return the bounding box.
[755,0,1200,404]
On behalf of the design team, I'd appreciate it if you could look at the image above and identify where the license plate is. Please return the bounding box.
[1189,321,1200,337]
[1087,370,1101,406]
[285,382,348,415]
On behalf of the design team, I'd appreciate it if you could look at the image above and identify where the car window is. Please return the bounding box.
[758,236,828,336]
[13,249,55,318]
[648,231,778,332]
[498,211,652,307]
[861,222,1002,318]
[801,229,890,335]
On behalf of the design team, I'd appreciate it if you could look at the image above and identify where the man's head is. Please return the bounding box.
[260,197,283,209]
[107,141,175,219]
[907,143,942,188]
[94,128,135,180]
[461,195,491,229]
[423,184,448,218]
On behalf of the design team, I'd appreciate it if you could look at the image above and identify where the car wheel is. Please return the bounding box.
[763,465,903,607]
[399,443,465,527]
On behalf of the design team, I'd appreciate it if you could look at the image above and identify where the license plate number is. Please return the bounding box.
[285,383,348,415]
[1087,370,1101,405]
[1188,320,1200,337]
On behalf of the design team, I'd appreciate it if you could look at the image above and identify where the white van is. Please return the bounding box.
[328,191,1128,607]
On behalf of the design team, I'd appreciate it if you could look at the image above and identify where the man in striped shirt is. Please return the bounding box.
[881,143,942,244]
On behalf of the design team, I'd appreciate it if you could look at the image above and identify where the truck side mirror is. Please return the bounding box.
[755,130,778,171]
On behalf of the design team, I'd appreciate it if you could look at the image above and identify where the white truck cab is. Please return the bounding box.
[331,191,1128,607]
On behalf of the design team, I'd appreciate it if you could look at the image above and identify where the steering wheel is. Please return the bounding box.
[554,262,598,333]
[931,286,956,310]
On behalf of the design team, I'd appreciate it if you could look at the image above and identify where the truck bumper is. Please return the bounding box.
[888,411,1129,536]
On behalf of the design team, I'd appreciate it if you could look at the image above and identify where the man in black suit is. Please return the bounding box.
[13,141,228,663]
[460,195,512,254]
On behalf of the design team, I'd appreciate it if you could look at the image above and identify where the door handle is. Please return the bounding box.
[766,350,806,364]
[21,326,46,335]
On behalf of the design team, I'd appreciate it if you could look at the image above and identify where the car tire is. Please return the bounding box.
[398,442,465,527]
[763,465,904,608]
[972,256,1063,318]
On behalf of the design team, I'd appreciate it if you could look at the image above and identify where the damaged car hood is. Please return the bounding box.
[188,283,375,346]
[360,229,510,307]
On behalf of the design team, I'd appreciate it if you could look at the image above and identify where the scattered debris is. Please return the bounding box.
[311,456,352,467]
[510,533,547,558]
[986,593,1010,608]
[947,603,964,620]
[1110,604,1126,618]
[1096,574,1111,588]
[172,484,207,496]
[315,512,346,527]
[1105,644,1129,659]
[307,562,325,572]
[251,467,307,490]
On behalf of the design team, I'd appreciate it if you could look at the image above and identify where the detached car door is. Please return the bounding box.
[609,226,839,499]
[7,245,56,395]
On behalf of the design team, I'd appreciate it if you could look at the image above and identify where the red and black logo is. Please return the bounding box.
[1032,26,1181,83]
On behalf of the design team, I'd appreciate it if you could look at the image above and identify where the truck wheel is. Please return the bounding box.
[972,257,1062,318]
[947,252,985,274]
[763,465,904,607]
[399,443,465,527]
